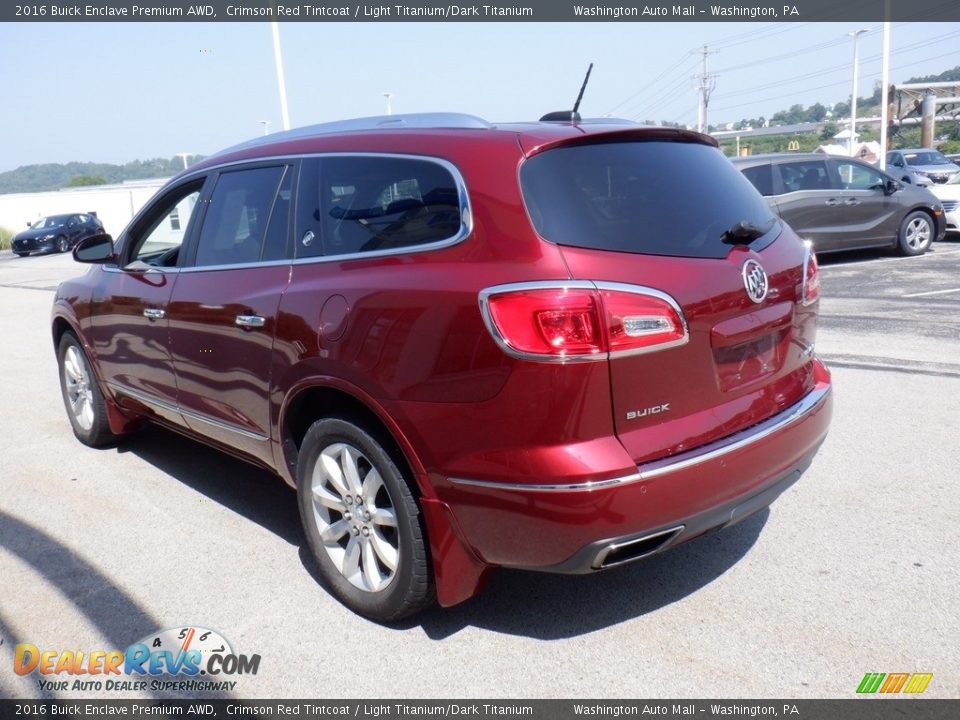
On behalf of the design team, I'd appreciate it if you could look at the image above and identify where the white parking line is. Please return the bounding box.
[901,287,960,298]
[819,247,960,269]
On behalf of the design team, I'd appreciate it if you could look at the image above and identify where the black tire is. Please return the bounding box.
[296,417,433,621]
[57,332,118,447]
[897,210,934,256]
[56,235,68,253]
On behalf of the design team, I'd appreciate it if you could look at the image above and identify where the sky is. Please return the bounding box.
[0,20,957,172]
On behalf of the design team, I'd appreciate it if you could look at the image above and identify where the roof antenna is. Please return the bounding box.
[540,63,593,122]
[572,62,593,117]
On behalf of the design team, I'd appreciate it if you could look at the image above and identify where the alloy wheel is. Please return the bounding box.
[904,217,931,251]
[63,345,94,430]
[309,442,400,592]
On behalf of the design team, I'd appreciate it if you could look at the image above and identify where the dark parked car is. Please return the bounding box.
[732,153,945,256]
[52,114,832,620]
[886,148,960,186]
[11,213,104,256]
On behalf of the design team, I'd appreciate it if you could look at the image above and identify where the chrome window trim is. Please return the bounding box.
[109,152,473,274]
[477,280,689,364]
[449,383,830,493]
[104,265,180,275]
[107,383,269,442]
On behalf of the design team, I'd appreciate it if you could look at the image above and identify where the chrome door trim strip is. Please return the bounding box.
[107,383,269,442]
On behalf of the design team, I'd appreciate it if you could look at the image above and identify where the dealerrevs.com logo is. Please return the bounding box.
[14,626,260,693]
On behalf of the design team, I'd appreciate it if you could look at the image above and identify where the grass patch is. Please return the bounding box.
[0,226,13,251]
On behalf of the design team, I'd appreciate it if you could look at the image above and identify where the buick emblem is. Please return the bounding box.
[742,260,768,304]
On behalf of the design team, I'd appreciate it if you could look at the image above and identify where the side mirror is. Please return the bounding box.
[26,221,32,227]
[73,233,115,264]
[884,179,900,195]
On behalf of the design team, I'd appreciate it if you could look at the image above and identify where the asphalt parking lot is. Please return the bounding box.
[0,242,958,700]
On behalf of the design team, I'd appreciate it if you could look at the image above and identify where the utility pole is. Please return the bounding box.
[175,153,191,170]
[879,14,891,169]
[847,28,870,157]
[692,45,718,134]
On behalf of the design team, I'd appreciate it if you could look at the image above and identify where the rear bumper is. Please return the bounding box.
[539,444,816,574]
[440,366,832,570]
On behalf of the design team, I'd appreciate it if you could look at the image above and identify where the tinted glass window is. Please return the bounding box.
[262,166,293,261]
[296,156,461,259]
[834,160,887,191]
[740,163,774,196]
[194,166,285,267]
[904,151,951,166]
[776,160,831,192]
[127,183,202,267]
[519,141,777,259]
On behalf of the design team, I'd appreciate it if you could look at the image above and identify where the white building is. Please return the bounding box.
[0,178,170,239]
[815,139,882,164]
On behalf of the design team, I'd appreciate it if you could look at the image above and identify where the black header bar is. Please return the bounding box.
[1,700,960,720]
[3,0,960,23]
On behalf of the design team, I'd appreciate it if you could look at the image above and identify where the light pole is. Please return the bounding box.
[258,120,272,136]
[384,92,393,115]
[175,153,191,170]
[848,28,870,157]
[879,16,891,169]
[271,22,291,131]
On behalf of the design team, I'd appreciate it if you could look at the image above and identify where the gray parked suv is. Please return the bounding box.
[886,148,960,187]
[732,153,945,256]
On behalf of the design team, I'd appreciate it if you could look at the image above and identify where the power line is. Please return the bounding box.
[712,30,960,102]
[711,49,960,114]
[605,53,698,116]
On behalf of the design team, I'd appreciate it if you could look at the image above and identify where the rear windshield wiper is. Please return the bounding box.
[721,219,775,245]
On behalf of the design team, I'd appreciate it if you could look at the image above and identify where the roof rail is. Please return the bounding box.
[576,117,640,125]
[221,113,492,155]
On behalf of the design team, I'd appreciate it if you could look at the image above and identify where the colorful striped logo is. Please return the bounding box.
[857,673,933,694]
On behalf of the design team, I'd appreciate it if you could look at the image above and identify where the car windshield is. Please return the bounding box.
[519,139,777,259]
[904,151,951,166]
[30,215,70,229]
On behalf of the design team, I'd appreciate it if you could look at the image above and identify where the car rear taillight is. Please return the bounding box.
[802,241,820,305]
[479,282,688,361]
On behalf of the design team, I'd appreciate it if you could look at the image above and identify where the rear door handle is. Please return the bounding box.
[143,307,165,320]
[235,314,266,329]
[824,198,840,206]
[844,198,860,206]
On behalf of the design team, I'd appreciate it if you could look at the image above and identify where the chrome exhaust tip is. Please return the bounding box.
[592,525,684,570]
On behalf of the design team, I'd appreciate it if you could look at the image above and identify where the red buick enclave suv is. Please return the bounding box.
[52,114,832,620]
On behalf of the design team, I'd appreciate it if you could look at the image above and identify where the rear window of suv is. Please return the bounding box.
[519,140,777,259]
[296,156,463,259]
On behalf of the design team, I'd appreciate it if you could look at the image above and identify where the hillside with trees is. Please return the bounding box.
[0,157,201,195]
[715,66,960,156]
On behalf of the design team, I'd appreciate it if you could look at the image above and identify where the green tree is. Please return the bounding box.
[68,175,109,187]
